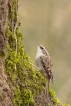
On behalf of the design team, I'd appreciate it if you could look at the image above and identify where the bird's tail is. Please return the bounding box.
[45,78,49,98]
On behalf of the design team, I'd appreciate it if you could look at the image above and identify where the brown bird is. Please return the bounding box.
[35,44,54,99]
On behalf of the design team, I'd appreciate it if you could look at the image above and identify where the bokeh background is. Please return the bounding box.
[19,0,71,104]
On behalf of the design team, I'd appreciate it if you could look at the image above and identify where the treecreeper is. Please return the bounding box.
[35,43,54,101]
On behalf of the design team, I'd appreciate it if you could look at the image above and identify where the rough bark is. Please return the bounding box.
[0,59,13,106]
[0,0,13,106]
[0,0,8,52]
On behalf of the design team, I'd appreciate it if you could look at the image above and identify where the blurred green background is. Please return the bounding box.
[19,0,71,104]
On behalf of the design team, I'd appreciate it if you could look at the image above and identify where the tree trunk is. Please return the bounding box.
[0,0,13,106]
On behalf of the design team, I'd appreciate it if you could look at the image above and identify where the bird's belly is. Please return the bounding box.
[36,57,47,77]
[36,57,44,70]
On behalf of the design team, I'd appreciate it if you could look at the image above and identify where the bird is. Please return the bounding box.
[35,43,54,99]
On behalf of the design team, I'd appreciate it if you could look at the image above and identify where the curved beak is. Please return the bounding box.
[35,42,40,46]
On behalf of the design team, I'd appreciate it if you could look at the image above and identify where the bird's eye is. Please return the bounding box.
[40,46,43,49]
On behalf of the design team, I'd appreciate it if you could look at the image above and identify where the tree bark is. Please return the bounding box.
[0,0,13,106]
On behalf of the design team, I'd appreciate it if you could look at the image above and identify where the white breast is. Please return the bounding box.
[36,47,43,58]
[35,47,44,71]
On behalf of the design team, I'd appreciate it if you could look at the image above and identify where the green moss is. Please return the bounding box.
[13,86,22,106]
[5,20,45,105]
[49,89,62,106]
[5,14,45,106]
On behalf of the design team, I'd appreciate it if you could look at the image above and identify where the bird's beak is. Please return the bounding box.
[35,42,40,46]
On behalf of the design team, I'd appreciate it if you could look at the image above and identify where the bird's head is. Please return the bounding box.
[36,43,49,55]
[39,45,47,54]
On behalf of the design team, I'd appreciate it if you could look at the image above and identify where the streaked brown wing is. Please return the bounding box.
[40,55,54,82]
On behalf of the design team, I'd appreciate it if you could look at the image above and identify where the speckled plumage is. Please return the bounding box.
[36,45,54,82]
[35,44,54,98]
